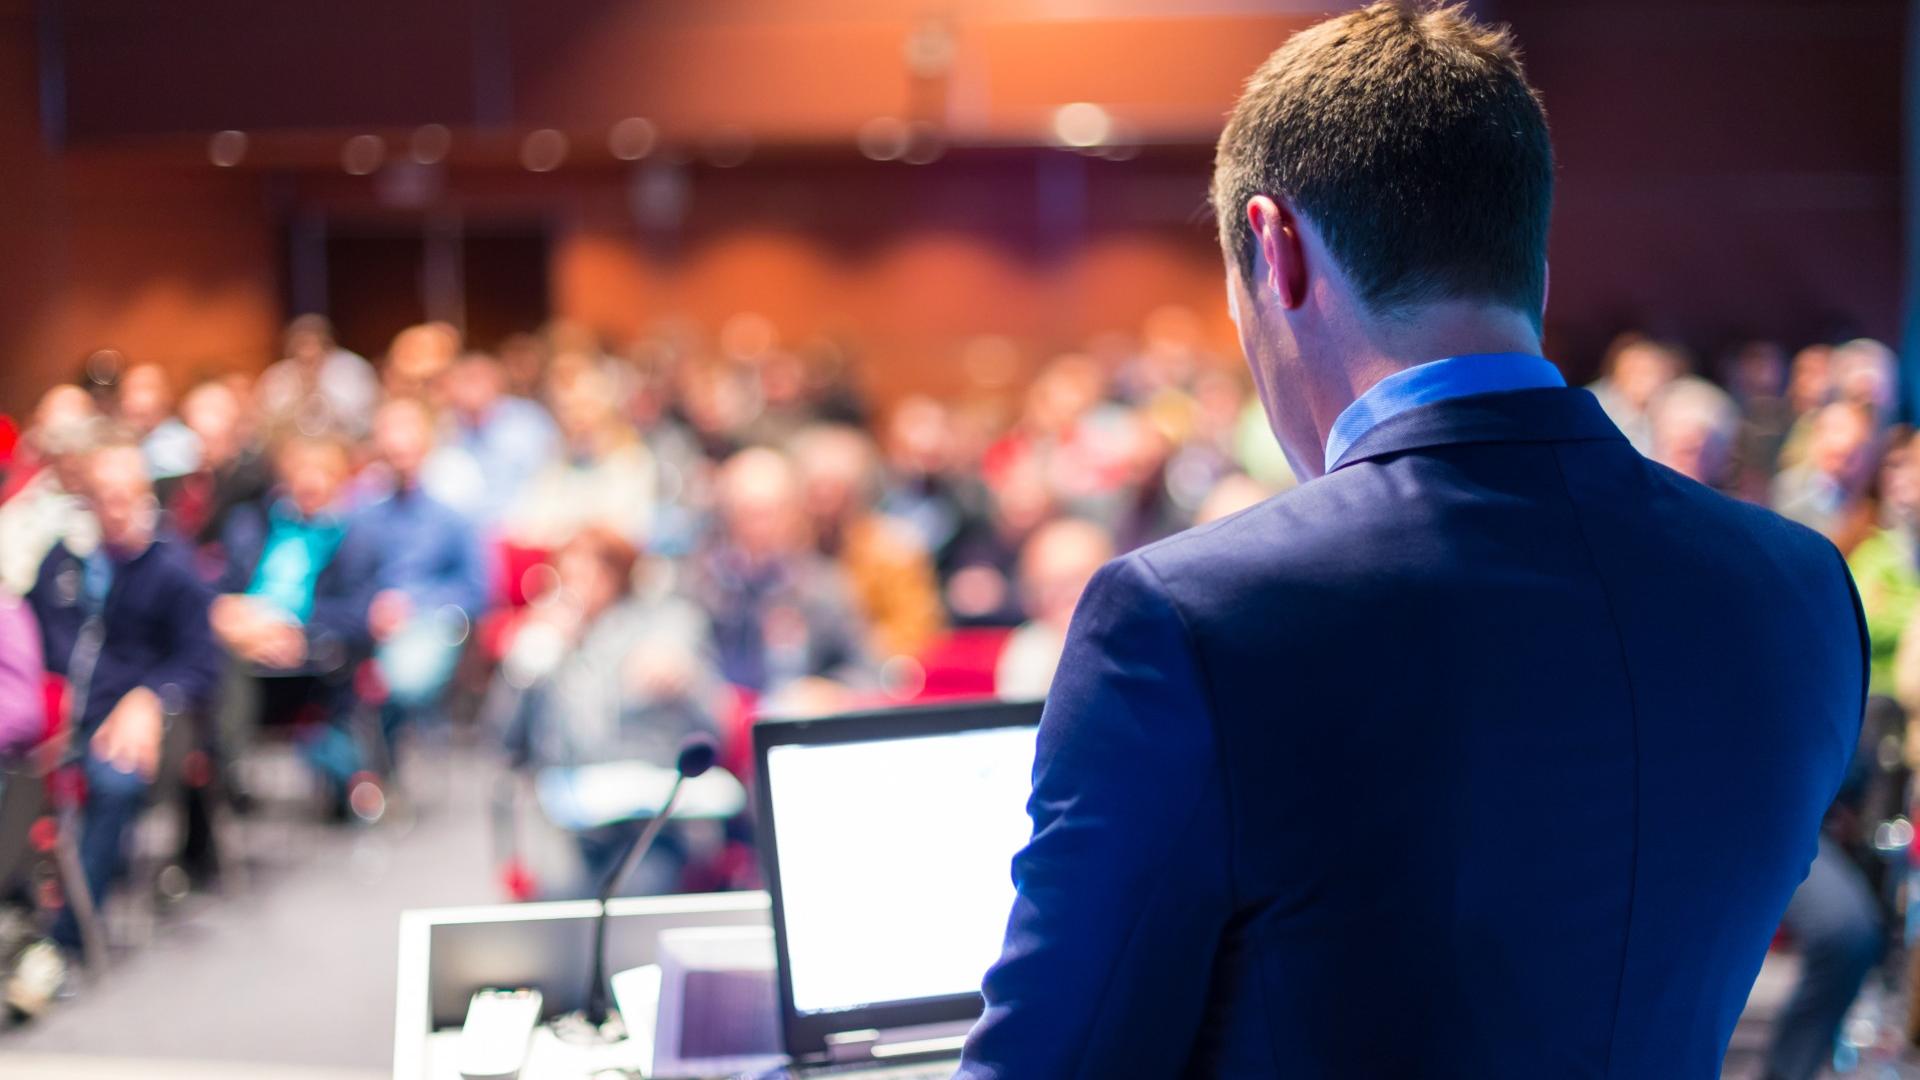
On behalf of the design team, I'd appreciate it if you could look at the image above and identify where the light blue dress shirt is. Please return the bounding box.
[1325,352,1566,472]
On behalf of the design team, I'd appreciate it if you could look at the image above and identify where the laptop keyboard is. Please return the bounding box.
[813,1061,957,1079]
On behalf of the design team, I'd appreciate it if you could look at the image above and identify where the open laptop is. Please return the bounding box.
[752,699,1044,1078]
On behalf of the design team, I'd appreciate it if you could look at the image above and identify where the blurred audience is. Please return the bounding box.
[506,363,654,549]
[1650,376,1740,490]
[357,398,489,735]
[255,315,378,440]
[995,518,1113,700]
[1725,340,1793,501]
[384,322,461,400]
[1852,431,1920,700]
[1588,333,1685,456]
[168,378,272,565]
[690,447,872,697]
[10,310,1917,1033]
[0,593,42,758]
[27,438,219,958]
[114,363,199,482]
[0,385,103,596]
[792,423,944,662]
[497,526,725,893]
[1772,402,1878,542]
[423,352,558,527]
[211,435,378,811]
[500,526,723,774]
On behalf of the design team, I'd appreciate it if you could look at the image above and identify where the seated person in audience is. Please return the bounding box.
[1788,343,1835,416]
[690,447,874,698]
[1772,401,1877,541]
[1775,343,1837,472]
[1111,404,1190,551]
[1586,332,1683,456]
[1648,376,1740,491]
[0,589,55,1018]
[384,322,462,401]
[1849,430,1920,702]
[994,518,1114,700]
[211,435,378,811]
[498,525,725,893]
[357,397,490,736]
[792,423,944,662]
[739,348,821,448]
[497,331,550,399]
[941,453,1056,627]
[255,314,379,441]
[114,362,200,483]
[1726,340,1793,502]
[28,438,219,953]
[877,395,984,568]
[167,378,272,576]
[1774,340,1896,477]
[0,592,44,760]
[422,352,557,528]
[1832,338,1899,429]
[506,363,655,549]
[0,386,101,597]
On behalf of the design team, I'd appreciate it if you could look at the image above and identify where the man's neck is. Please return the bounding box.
[1301,303,1543,471]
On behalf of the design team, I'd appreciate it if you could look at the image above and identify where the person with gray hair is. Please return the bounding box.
[0,385,104,596]
[1830,337,1898,425]
[1650,375,1741,490]
[254,313,379,440]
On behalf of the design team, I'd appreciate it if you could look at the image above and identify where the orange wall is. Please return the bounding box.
[0,10,280,417]
[552,219,1237,403]
[541,149,1239,404]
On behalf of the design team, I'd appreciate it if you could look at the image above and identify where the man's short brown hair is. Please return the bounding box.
[1213,1,1552,325]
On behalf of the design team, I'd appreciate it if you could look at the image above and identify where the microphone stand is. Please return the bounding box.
[583,773,693,1028]
[555,734,718,1044]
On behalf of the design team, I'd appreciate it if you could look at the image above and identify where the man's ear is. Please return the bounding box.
[1247,195,1307,310]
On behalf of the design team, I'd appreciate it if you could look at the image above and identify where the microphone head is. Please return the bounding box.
[676,734,719,779]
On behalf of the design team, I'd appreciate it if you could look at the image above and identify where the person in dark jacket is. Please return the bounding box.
[28,437,219,950]
[957,6,1862,1077]
[210,434,377,811]
[164,378,272,576]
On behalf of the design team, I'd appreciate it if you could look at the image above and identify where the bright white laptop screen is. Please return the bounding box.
[765,724,1038,1016]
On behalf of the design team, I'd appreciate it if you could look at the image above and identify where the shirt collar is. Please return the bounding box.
[1324,353,1566,473]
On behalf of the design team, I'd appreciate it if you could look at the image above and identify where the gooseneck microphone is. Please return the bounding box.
[583,733,720,1029]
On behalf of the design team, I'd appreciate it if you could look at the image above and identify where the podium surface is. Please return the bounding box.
[393,891,771,1080]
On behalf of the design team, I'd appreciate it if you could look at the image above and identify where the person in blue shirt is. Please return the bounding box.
[356,397,490,740]
[422,353,558,529]
[29,437,219,953]
[211,434,378,814]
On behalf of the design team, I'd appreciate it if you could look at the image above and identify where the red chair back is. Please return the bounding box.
[913,627,1014,701]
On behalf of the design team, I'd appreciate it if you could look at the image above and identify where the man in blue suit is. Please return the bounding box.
[957,3,1866,1077]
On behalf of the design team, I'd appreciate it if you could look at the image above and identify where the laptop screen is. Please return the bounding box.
[758,707,1039,1025]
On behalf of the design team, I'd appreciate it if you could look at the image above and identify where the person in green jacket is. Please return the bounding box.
[1847,428,1920,697]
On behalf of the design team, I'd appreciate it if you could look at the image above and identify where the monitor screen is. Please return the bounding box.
[764,723,1039,1016]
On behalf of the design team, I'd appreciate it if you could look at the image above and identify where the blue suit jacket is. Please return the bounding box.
[957,387,1866,1078]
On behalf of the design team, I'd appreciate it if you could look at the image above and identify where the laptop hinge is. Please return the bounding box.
[826,1029,881,1063]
